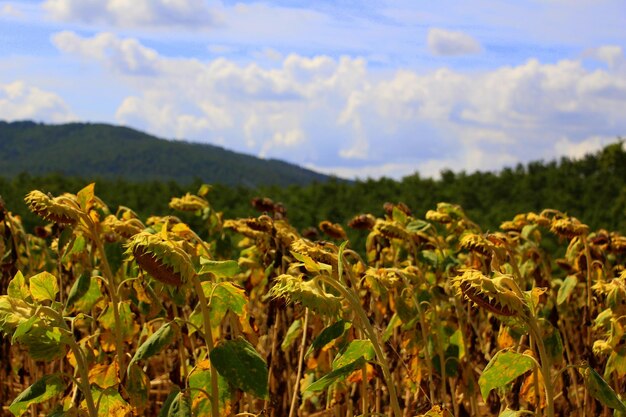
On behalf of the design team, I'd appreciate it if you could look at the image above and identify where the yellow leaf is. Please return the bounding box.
[88,362,120,389]
[520,370,546,409]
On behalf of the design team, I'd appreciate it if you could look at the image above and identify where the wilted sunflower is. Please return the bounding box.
[126,232,195,286]
[25,190,81,225]
[169,193,209,212]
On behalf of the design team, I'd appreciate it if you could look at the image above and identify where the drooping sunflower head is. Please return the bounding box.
[319,220,347,240]
[126,232,195,286]
[550,217,589,239]
[453,269,526,318]
[290,239,338,268]
[24,190,81,225]
[348,214,376,230]
[169,193,209,212]
[269,274,342,316]
[103,215,144,240]
[459,233,495,257]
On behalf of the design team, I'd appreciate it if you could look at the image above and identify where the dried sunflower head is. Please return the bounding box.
[269,274,342,316]
[453,270,526,317]
[426,210,452,224]
[550,217,589,239]
[526,212,551,227]
[126,232,195,286]
[169,193,209,212]
[291,239,338,268]
[319,221,347,240]
[459,233,495,257]
[103,215,144,239]
[374,220,410,241]
[348,214,376,230]
[251,197,275,213]
[25,190,81,225]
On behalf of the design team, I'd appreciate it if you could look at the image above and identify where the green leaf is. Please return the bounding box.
[305,356,366,392]
[164,391,192,417]
[392,206,407,224]
[580,366,626,412]
[99,301,135,341]
[89,387,132,417]
[281,319,302,352]
[542,321,564,365]
[73,275,103,313]
[9,374,65,416]
[478,350,534,400]
[210,337,268,399]
[205,281,248,316]
[18,326,67,361]
[128,322,176,373]
[198,258,240,277]
[29,272,59,302]
[450,329,465,360]
[66,272,91,310]
[126,364,150,410]
[306,320,351,357]
[11,315,38,344]
[605,346,626,379]
[62,235,86,262]
[189,363,231,414]
[332,340,374,369]
[8,271,30,301]
[382,313,401,343]
[104,242,124,276]
[158,387,181,417]
[557,275,577,305]
[406,219,430,233]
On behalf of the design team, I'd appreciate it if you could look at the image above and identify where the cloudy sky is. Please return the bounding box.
[1,0,625,179]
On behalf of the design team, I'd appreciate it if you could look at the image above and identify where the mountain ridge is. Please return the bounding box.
[0,120,331,187]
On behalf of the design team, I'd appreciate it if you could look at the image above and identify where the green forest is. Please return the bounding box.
[2,141,625,244]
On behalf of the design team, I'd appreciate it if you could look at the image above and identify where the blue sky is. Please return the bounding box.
[1,0,625,179]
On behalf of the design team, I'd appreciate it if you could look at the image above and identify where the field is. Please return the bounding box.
[1,183,626,417]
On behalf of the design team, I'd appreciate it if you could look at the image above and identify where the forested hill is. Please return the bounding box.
[2,141,625,239]
[0,121,330,186]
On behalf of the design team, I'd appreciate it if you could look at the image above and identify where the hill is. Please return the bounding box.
[0,121,330,186]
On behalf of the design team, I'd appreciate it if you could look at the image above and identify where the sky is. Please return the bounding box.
[1,0,625,180]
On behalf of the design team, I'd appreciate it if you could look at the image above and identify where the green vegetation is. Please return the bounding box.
[2,141,625,241]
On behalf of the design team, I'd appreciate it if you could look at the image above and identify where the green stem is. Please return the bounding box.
[192,275,220,417]
[68,337,98,417]
[85,217,126,377]
[38,307,97,417]
[318,275,403,417]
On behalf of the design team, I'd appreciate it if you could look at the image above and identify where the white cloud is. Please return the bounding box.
[427,28,482,56]
[52,32,626,179]
[52,31,160,75]
[43,0,221,29]
[554,135,620,159]
[0,81,75,123]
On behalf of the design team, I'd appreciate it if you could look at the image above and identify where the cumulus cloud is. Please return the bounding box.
[52,32,626,179]
[427,28,482,56]
[43,0,221,29]
[0,81,75,123]
[52,31,160,75]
